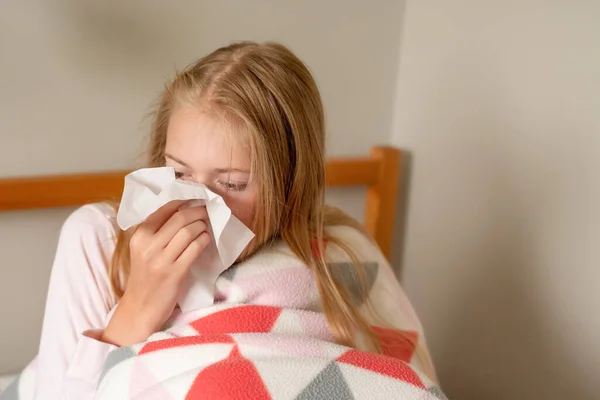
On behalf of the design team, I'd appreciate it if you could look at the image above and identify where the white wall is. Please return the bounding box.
[392,1,600,399]
[0,1,404,373]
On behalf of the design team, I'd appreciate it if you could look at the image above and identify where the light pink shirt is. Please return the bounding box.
[35,203,120,400]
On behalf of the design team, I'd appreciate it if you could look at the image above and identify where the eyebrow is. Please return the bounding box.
[165,153,189,167]
[214,168,250,174]
[165,153,250,174]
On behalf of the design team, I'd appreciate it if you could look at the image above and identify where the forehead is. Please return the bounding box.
[165,106,251,169]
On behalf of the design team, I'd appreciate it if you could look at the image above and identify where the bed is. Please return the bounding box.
[0,146,402,391]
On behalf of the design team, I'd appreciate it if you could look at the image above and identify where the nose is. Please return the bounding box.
[187,175,221,197]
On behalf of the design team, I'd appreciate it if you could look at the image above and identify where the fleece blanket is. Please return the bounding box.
[2,226,445,399]
[96,304,444,400]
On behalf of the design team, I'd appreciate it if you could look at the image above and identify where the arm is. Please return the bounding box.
[327,225,438,383]
[34,204,119,400]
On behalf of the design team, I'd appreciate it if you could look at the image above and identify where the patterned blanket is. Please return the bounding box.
[1,226,445,399]
[96,304,444,399]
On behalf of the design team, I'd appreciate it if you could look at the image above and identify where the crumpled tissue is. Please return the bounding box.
[116,167,254,312]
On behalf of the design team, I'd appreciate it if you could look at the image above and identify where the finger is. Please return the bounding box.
[175,232,211,270]
[155,206,209,247]
[141,200,187,233]
[164,220,208,261]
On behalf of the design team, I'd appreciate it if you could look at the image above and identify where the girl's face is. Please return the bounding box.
[165,106,257,230]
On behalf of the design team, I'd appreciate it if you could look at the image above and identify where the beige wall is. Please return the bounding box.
[0,1,403,373]
[391,1,600,399]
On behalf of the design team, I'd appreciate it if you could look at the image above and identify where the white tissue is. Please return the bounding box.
[116,167,255,312]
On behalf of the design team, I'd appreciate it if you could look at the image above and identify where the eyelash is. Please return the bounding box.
[174,172,247,192]
[218,181,248,192]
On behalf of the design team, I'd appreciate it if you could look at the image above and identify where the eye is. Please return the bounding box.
[174,171,188,180]
[218,181,248,192]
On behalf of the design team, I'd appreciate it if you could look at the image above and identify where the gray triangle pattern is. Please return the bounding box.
[427,387,448,399]
[98,347,137,385]
[328,262,379,305]
[295,362,355,400]
[219,264,239,281]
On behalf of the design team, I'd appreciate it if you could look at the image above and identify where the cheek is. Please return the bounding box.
[225,192,257,230]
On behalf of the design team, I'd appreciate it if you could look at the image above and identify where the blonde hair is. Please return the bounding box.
[111,41,401,353]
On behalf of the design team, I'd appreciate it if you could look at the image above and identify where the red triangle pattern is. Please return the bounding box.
[139,333,235,355]
[336,349,425,389]
[190,305,282,335]
[310,238,328,259]
[185,345,272,400]
[372,327,419,362]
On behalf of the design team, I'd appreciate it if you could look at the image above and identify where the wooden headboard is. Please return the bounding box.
[0,146,401,258]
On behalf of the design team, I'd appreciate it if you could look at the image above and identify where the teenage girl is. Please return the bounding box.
[31,41,436,399]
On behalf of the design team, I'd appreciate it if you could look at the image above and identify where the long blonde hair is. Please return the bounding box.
[111,41,393,352]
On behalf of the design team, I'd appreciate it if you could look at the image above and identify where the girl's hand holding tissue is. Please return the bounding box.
[101,200,210,346]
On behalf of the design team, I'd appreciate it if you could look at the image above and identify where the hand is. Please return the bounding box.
[102,200,210,346]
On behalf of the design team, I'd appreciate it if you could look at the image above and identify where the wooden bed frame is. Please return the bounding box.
[0,146,401,259]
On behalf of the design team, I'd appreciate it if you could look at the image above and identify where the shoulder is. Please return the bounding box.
[60,202,119,245]
[325,225,424,331]
[324,225,385,264]
[50,204,120,318]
